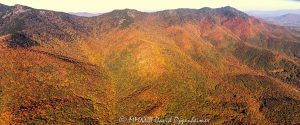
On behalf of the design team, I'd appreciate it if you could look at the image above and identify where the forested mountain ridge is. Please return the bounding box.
[0,3,299,124]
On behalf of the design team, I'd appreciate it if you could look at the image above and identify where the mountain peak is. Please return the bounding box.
[12,4,31,14]
[109,9,141,18]
[216,6,248,19]
[199,7,213,11]
[221,6,236,10]
[14,4,24,7]
[13,4,31,10]
[69,12,102,17]
[111,9,139,14]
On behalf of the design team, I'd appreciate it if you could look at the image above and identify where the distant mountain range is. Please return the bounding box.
[0,3,299,124]
[247,10,300,31]
[246,9,300,17]
[261,13,300,28]
[69,12,102,17]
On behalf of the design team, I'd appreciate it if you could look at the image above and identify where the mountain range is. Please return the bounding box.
[69,12,102,17]
[261,14,300,32]
[247,9,300,18]
[0,3,299,124]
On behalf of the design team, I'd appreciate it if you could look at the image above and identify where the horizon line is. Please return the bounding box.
[1,2,300,14]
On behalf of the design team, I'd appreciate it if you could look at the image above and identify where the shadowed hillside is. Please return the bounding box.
[0,3,299,124]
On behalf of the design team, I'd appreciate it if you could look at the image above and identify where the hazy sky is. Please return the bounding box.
[0,0,299,13]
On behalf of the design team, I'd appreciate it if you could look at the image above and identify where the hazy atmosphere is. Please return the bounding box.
[0,0,300,13]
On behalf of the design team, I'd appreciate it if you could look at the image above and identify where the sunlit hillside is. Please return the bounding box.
[0,3,299,124]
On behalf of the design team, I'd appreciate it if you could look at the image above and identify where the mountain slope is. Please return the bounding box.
[0,4,299,124]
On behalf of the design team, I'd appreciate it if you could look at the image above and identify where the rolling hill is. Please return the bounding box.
[0,3,299,124]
